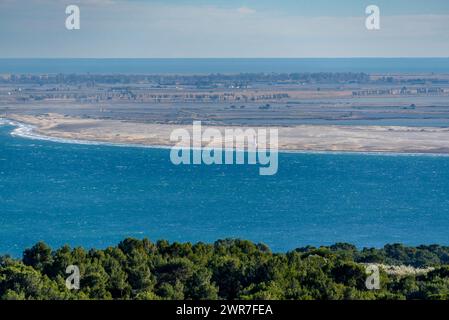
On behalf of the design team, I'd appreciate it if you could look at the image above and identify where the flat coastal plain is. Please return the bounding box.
[2,72,449,154]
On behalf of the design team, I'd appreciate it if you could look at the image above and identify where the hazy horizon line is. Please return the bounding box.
[1,57,449,60]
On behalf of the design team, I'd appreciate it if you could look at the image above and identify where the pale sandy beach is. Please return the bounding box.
[6,113,449,154]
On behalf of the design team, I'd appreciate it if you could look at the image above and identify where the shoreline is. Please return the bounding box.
[2,118,174,150]
[4,114,449,157]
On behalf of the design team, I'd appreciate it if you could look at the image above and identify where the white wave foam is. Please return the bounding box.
[280,148,449,158]
[0,117,171,150]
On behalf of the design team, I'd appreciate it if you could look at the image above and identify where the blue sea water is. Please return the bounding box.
[2,123,449,256]
[1,58,449,74]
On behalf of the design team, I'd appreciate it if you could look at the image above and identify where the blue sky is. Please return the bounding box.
[0,0,448,58]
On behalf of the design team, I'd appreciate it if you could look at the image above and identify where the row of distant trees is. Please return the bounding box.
[1,72,371,86]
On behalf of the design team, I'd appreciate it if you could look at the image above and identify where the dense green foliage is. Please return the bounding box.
[2,239,449,300]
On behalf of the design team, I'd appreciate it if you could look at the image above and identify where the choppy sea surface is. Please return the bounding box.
[1,121,449,256]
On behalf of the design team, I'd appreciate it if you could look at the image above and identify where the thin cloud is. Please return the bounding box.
[237,7,256,15]
[0,1,448,57]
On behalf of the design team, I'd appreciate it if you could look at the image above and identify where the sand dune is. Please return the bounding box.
[7,113,449,154]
